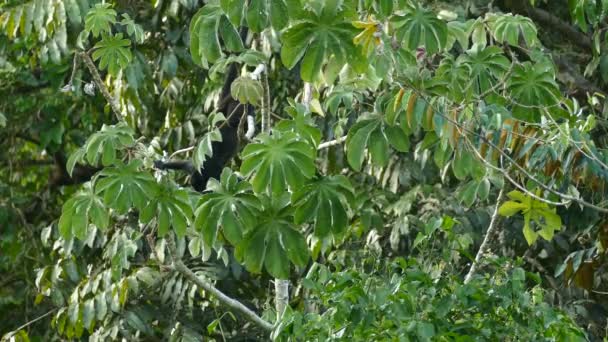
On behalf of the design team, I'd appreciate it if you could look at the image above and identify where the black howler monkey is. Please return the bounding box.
[154,62,254,192]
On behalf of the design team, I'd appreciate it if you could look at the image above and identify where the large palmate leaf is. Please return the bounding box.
[95,160,158,214]
[508,62,561,122]
[67,123,135,172]
[345,115,410,171]
[235,195,309,279]
[498,190,562,245]
[231,76,264,105]
[84,3,116,37]
[140,182,193,238]
[392,2,448,54]
[92,33,132,76]
[435,55,471,102]
[240,132,316,195]
[486,14,539,47]
[189,5,243,67]
[460,46,510,95]
[280,2,366,82]
[194,168,260,247]
[274,103,322,147]
[59,183,109,240]
[292,175,354,237]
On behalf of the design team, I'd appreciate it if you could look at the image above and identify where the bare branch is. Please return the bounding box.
[79,52,123,122]
[165,237,274,331]
[318,136,347,150]
[464,188,504,283]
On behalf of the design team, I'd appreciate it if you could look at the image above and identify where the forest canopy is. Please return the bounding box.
[1,0,608,340]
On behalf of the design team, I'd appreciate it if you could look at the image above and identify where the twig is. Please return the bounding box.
[79,52,123,122]
[165,236,274,331]
[406,84,608,213]
[9,309,57,333]
[169,146,195,159]
[318,136,347,150]
[464,188,504,283]
[261,64,271,133]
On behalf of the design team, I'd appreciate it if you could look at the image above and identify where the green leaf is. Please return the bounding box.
[300,35,327,82]
[240,132,316,195]
[142,183,193,238]
[218,16,243,52]
[461,46,510,96]
[378,0,394,18]
[81,123,135,167]
[92,33,132,76]
[385,125,410,152]
[95,160,158,214]
[220,0,244,27]
[59,184,109,240]
[246,0,269,32]
[487,13,539,47]
[237,201,310,279]
[231,76,263,105]
[193,128,223,172]
[393,3,448,53]
[275,105,322,147]
[194,169,260,246]
[508,62,561,122]
[270,0,289,30]
[280,22,314,69]
[189,5,223,66]
[280,7,365,77]
[345,119,380,171]
[499,190,562,245]
[85,3,116,38]
[292,176,353,236]
[120,13,144,44]
[265,233,290,278]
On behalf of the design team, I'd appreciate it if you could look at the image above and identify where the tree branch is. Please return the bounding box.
[79,52,123,122]
[165,237,274,331]
[464,188,505,283]
[318,136,347,150]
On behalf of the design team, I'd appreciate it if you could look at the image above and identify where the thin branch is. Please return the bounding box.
[317,136,347,150]
[9,309,57,333]
[464,188,504,283]
[169,146,195,159]
[79,52,123,122]
[165,237,274,331]
[261,64,271,133]
[406,84,608,213]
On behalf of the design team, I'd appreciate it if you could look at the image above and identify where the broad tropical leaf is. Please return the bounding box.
[68,123,135,170]
[508,62,561,122]
[240,132,316,195]
[92,33,132,76]
[292,175,353,237]
[487,13,539,47]
[392,3,448,54]
[95,160,158,214]
[498,190,562,245]
[280,3,366,81]
[235,195,308,279]
[59,183,109,240]
[140,182,193,237]
[85,3,116,37]
[194,168,260,247]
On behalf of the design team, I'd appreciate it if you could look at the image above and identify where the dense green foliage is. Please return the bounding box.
[2,0,608,340]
